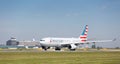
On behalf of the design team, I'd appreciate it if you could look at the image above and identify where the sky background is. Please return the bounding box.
[0,0,120,48]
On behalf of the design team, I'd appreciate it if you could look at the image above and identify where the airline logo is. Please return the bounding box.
[80,25,88,42]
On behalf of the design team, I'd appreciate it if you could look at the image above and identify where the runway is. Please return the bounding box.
[0,48,120,52]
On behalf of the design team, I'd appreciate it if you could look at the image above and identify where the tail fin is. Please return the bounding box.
[32,38,35,41]
[80,25,88,42]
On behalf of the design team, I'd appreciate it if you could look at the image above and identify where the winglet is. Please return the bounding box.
[113,38,117,41]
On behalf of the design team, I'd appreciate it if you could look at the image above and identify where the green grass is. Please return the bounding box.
[0,52,120,64]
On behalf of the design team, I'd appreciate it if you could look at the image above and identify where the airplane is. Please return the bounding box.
[40,25,114,51]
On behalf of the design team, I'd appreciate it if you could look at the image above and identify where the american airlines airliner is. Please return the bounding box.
[40,25,114,51]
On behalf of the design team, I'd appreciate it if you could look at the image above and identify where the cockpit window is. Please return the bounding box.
[40,40,45,41]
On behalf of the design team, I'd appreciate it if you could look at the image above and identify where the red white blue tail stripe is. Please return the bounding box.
[80,25,88,42]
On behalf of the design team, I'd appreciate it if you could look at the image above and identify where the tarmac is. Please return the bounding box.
[0,48,120,52]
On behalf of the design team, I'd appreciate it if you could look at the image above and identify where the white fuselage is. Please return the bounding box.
[40,37,82,47]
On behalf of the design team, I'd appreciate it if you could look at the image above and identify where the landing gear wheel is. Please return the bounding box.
[70,49,76,51]
[42,46,47,51]
[55,47,61,51]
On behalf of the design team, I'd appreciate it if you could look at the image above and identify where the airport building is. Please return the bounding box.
[5,37,40,49]
[19,41,40,46]
[6,37,19,46]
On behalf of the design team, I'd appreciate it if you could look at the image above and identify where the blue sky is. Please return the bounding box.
[0,0,120,48]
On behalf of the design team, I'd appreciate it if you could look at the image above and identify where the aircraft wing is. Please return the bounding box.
[86,40,112,43]
[86,39,116,43]
[60,39,114,45]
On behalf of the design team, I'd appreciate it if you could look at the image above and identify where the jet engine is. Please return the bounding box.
[68,44,77,51]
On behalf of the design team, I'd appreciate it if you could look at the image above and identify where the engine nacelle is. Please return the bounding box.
[68,44,77,50]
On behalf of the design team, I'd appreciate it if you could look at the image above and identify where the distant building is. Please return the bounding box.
[6,37,40,47]
[19,41,40,46]
[6,37,19,46]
